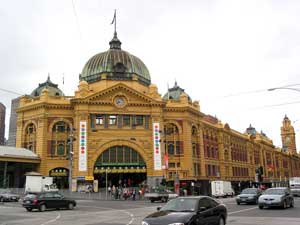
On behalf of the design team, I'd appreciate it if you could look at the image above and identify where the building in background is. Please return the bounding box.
[0,103,6,145]
[7,97,20,147]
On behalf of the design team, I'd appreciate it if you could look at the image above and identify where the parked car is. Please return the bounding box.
[142,196,227,225]
[258,187,294,209]
[236,188,262,205]
[22,192,76,212]
[0,189,20,202]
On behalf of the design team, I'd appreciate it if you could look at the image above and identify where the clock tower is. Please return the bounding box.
[281,115,297,155]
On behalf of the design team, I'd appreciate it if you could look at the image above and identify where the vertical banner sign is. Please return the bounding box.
[79,121,87,171]
[153,122,162,170]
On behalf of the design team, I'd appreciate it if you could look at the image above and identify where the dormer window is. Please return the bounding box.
[113,62,126,74]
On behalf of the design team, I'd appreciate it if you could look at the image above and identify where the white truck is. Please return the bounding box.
[25,175,58,193]
[289,177,300,196]
[211,180,234,198]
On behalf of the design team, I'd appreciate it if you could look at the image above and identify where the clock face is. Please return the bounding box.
[285,136,291,144]
[115,97,125,106]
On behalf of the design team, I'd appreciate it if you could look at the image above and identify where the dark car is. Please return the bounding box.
[258,187,294,209]
[22,192,76,212]
[236,188,262,205]
[0,189,20,202]
[142,196,227,225]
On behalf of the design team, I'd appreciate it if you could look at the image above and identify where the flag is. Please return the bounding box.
[111,9,116,25]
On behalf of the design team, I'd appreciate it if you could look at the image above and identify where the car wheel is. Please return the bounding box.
[26,208,32,212]
[282,200,287,209]
[290,200,294,208]
[0,197,4,202]
[39,204,46,212]
[68,203,74,210]
[259,205,263,209]
[150,199,155,203]
[218,216,225,225]
[237,202,240,205]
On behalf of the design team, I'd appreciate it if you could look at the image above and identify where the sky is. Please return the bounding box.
[0,0,300,149]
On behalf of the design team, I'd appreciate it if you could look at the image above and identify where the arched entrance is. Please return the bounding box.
[49,167,69,189]
[94,145,146,188]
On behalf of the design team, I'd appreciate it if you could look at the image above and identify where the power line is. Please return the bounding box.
[223,83,300,98]
[71,0,83,43]
[249,100,300,110]
[0,87,23,96]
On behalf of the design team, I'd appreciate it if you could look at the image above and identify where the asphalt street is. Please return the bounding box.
[1,197,300,225]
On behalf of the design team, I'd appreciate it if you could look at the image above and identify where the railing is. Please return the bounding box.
[7,187,145,201]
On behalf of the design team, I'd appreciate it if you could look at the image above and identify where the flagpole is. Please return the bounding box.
[114,9,117,34]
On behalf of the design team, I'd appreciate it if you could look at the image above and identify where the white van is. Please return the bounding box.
[211,180,234,198]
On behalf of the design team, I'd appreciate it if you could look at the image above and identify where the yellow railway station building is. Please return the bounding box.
[3,30,299,193]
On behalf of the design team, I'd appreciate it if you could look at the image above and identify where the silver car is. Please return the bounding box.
[0,189,20,202]
[258,187,294,209]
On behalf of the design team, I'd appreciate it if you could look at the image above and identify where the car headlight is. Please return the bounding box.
[168,223,185,225]
[141,221,149,225]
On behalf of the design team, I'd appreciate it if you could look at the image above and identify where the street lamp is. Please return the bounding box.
[68,128,75,193]
[268,84,300,93]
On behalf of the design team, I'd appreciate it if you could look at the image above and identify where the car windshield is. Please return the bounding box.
[24,194,38,199]
[241,189,257,194]
[160,198,197,212]
[264,189,285,195]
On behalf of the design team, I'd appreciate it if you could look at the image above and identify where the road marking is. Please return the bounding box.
[228,206,257,215]
[40,212,61,225]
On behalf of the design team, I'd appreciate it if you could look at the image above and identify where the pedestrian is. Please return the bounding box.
[132,189,136,201]
[183,189,188,196]
[112,185,116,199]
[108,186,111,195]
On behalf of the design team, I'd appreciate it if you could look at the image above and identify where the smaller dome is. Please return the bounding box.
[31,76,64,97]
[245,124,257,135]
[163,82,192,101]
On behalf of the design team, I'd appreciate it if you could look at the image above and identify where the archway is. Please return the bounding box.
[49,167,69,189]
[94,145,147,188]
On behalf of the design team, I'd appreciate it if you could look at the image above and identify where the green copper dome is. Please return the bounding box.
[163,82,192,101]
[80,32,151,85]
[31,76,64,97]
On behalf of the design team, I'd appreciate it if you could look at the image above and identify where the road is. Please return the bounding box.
[1,197,300,225]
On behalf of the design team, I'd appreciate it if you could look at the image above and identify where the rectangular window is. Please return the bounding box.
[123,115,131,126]
[109,115,117,125]
[96,115,104,125]
[136,115,144,126]
[169,163,175,168]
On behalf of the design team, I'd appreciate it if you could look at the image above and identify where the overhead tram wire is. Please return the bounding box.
[223,83,300,98]
[0,87,23,96]
[71,0,83,43]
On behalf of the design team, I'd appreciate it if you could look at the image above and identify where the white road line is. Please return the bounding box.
[40,212,61,225]
[228,206,257,215]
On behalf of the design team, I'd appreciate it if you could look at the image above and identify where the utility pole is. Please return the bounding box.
[68,128,75,193]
